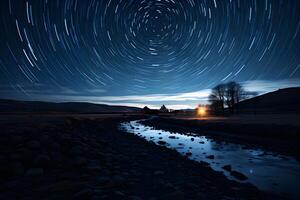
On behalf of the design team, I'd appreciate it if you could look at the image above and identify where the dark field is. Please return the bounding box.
[0,113,282,199]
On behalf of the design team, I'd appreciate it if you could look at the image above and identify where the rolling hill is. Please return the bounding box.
[0,99,140,113]
[236,87,300,114]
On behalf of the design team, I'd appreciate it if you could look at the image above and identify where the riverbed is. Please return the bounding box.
[120,119,300,199]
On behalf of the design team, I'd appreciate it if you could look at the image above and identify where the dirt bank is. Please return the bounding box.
[0,114,280,199]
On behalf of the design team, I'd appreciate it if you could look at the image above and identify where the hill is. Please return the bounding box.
[0,99,140,113]
[236,87,300,114]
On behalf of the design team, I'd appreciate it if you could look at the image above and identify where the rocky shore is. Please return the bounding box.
[0,115,279,199]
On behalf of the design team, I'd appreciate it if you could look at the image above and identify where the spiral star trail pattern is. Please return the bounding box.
[0,0,299,108]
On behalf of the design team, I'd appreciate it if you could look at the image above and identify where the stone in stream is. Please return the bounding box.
[222,165,232,172]
[168,136,176,139]
[206,155,215,159]
[157,141,167,145]
[190,138,194,141]
[186,152,192,156]
[178,143,183,145]
[199,161,210,166]
[199,141,205,144]
[230,171,248,181]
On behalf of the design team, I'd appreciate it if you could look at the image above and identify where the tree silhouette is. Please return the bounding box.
[208,84,226,114]
[209,81,248,114]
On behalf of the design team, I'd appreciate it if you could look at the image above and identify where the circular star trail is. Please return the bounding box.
[0,0,299,103]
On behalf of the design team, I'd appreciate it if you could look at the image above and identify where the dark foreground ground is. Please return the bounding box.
[141,114,300,161]
[0,114,279,199]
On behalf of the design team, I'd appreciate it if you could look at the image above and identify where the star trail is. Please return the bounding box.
[0,0,299,108]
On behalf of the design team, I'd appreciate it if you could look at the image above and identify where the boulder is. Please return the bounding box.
[157,141,166,145]
[206,155,215,159]
[222,165,232,172]
[186,152,192,156]
[25,168,44,176]
[27,140,41,149]
[230,171,248,181]
[34,154,51,168]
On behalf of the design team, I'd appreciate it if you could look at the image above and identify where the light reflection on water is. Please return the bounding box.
[120,120,300,199]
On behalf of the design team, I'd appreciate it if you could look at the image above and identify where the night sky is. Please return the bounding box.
[0,0,299,109]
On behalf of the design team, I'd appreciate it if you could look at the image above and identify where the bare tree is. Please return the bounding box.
[209,81,248,114]
[225,81,246,112]
[208,84,226,113]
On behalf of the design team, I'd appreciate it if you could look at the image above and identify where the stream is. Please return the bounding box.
[120,119,300,199]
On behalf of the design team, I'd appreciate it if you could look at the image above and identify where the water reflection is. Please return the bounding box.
[120,120,300,199]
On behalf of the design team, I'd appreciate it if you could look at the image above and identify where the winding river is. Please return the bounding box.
[120,119,300,199]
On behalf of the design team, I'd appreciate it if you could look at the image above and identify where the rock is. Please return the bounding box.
[70,146,83,155]
[87,160,101,171]
[49,180,82,193]
[96,176,110,185]
[168,136,176,139]
[34,154,51,167]
[222,165,232,172]
[199,141,205,144]
[206,155,215,159]
[105,175,126,188]
[13,162,25,176]
[27,140,41,149]
[190,138,194,141]
[25,168,44,176]
[153,170,164,176]
[73,189,93,199]
[199,161,210,166]
[8,153,20,161]
[50,151,64,162]
[39,135,50,145]
[186,152,192,156]
[157,141,166,145]
[161,191,185,199]
[114,191,125,197]
[51,142,60,150]
[130,196,143,200]
[230,171,248,181]
[74,157,87,166]
[10,135,24,145]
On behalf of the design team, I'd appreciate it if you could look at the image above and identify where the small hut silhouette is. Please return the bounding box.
[160,105,169,113]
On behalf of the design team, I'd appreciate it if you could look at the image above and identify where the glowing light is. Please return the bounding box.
[197,106,206,116]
